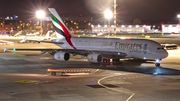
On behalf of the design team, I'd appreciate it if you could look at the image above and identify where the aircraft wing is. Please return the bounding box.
[25,39,64,44]
[4,48,127,58]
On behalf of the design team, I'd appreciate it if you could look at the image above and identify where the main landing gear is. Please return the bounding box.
[101,58,121,68]
[112,59,121,68]
[101,58,110,67]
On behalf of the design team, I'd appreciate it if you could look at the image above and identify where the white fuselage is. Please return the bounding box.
[52,37,168,60]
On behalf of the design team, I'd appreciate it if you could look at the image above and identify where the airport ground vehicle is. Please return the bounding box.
[161,44,178,50]
[47,69,91,76]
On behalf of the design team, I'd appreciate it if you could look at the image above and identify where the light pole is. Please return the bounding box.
[177,14,180,24]
[36,10,45,35]
[113,0,117,37]
[104,9,113,37]
[177,14,180,34]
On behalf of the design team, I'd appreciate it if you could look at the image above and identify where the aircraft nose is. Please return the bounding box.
[162,49,168,58]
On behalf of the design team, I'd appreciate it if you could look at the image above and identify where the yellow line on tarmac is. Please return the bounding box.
[97,73,135,101]
[126,93,135,101]
[97,74,130,93]
[91,69,99,73]
[14,80,39,83]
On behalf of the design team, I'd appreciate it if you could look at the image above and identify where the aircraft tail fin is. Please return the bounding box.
[45,31,51,39]
[3,47,6,52]
[48,8,72,39]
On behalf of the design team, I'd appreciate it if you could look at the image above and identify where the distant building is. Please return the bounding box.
[0,24,13,31]
[91,25,151,34]
[162,24,180,33]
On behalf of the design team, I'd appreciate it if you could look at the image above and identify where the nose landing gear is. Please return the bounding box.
[155,63,160,67]
[155,59,161,67]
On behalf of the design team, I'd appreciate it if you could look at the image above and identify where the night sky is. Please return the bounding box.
[0,0,180,22]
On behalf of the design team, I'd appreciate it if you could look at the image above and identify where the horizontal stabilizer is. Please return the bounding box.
[26,40,64,44]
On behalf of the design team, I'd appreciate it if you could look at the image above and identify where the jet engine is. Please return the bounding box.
[87,53,102,63]
[54,51,70,61]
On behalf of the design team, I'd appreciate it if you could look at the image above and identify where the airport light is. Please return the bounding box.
[104,9,113,20]
[177,14,180,33]
[88,23,91,33]
[128,25,132,28]
[136,25,139,27]
[104,9,113,37]
[36,10,45,35]
[177,14,180,23]
[113,0,117,37]
[169,25,172,27]
[121,25,125,27]
[36,10,45,19]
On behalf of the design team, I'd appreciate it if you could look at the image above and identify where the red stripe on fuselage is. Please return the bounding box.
[66,37,76,49]
[58,20,76,49]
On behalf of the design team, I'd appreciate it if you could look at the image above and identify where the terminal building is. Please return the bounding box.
[91,25,151,34]
[162,24,180,33]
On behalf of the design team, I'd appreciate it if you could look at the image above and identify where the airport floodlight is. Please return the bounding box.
[36,10,45,19]
[121,25,125,27]
[129,25,132,28]
[104,9,113,37]
[36,10,45,35]
[136,25,139,27]
[177,14,180,33]
[177,14,180,18]
[104,9,113,19]
[177,14,180,24]
[169,25,172,27]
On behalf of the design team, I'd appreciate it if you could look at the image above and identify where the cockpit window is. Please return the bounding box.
[157,47,164,50]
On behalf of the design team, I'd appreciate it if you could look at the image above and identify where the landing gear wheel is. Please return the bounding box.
[112,59,122,68]
[101,58,110,68]
[155,63,160,67]
[116,65,122,69]
[102,64,107,68]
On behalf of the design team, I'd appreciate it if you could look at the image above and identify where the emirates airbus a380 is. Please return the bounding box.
[5,8,168,67]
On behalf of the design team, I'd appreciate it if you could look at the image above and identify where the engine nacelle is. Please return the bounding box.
[87,53,102,63]
[54,52,70,61]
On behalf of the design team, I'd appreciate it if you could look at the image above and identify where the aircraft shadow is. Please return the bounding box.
[128,66,180,75]
[6,52,180,76]
[88,60,180,76]
[119,59,180,75]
